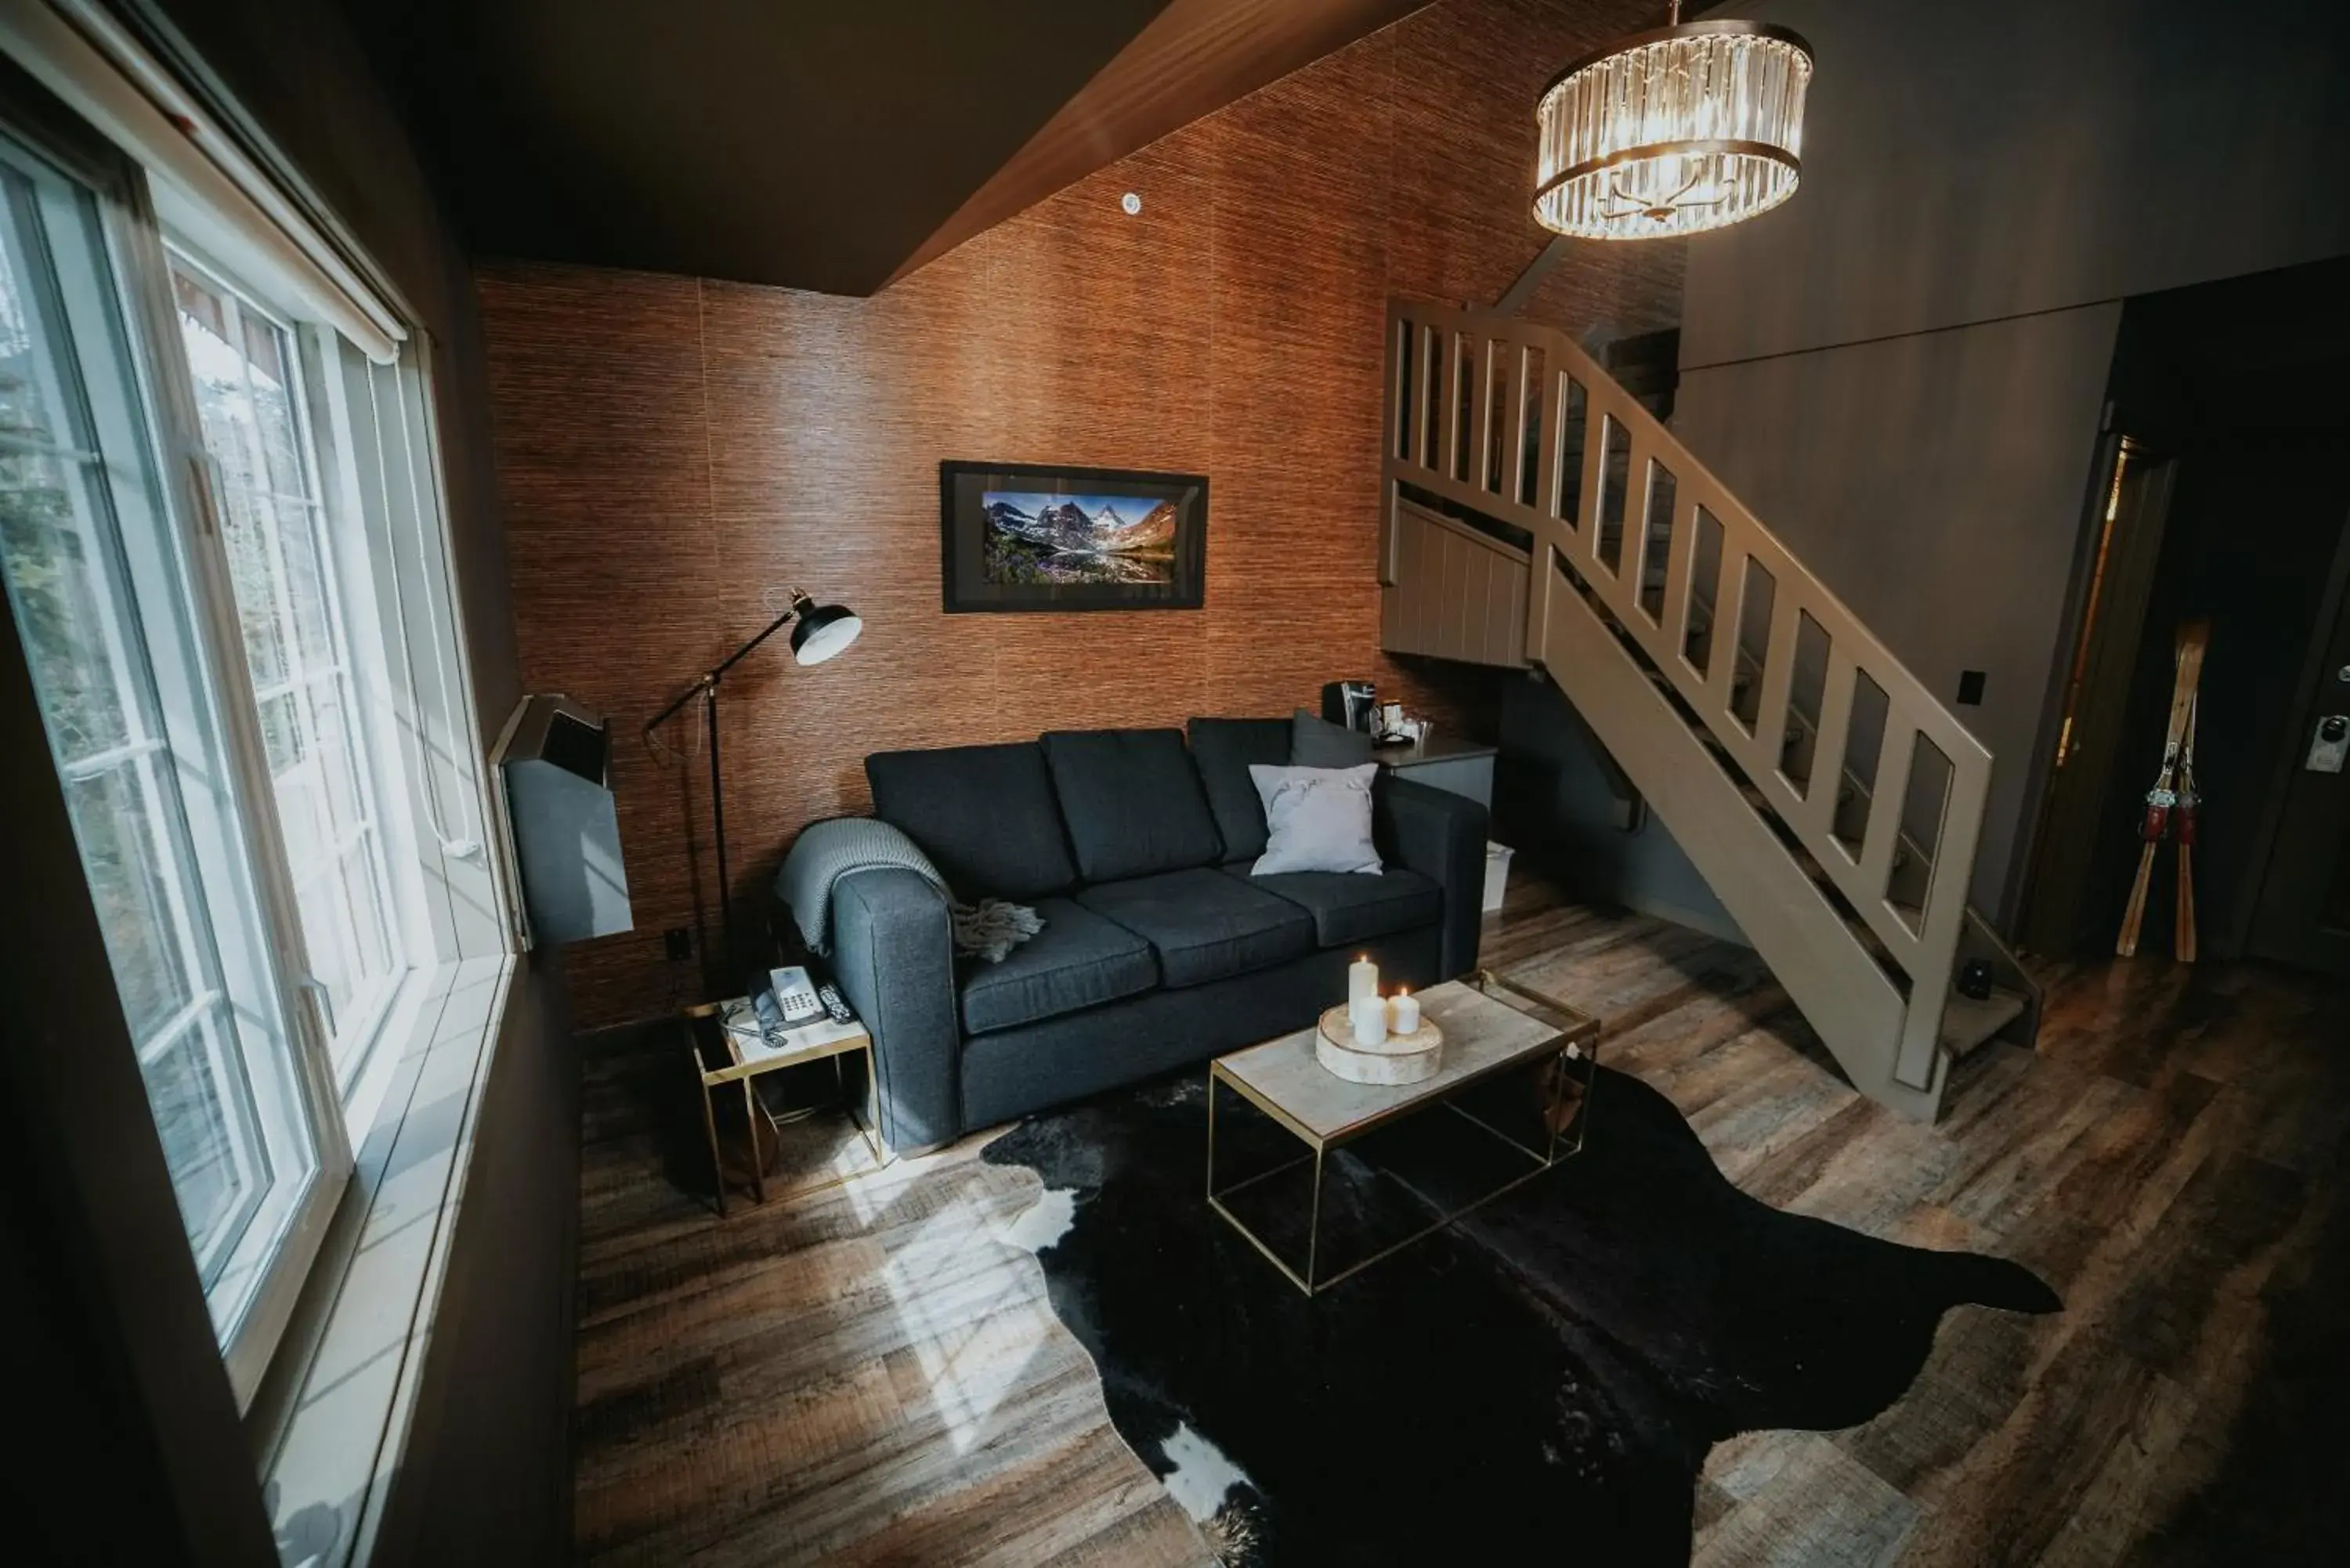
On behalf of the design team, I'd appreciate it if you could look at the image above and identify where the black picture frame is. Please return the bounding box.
[939,460,1208,613]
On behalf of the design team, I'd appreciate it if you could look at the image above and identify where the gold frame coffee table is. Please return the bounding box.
[1206,970,1598,1295]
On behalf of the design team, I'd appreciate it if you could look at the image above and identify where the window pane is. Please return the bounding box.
[294,866,356,1028]
[142,1004,267,1272]
[261,688,330,862]
[219,481,291,685]
[0,141,326,1370]
[63,759,193,1037]
[172,253,401,1082]
[0,286,132,761]
[347,839,392,977]
[307,675,366,836]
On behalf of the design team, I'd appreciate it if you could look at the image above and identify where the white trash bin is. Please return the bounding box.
[1482,840,1514,914]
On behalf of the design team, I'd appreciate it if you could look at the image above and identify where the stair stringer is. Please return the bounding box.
[1382,297,1994,1119]
[1531,558,1947,1120]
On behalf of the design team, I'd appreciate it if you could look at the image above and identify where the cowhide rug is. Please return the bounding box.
[981,1066,2059,1566]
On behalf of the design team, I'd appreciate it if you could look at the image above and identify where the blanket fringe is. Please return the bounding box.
[952,898,1044,964]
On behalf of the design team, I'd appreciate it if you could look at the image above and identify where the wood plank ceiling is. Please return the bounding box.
[342,0,1434,296]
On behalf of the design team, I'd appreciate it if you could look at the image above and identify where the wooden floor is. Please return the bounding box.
[573,871,2349,1565]
[573,1050,1217,1565]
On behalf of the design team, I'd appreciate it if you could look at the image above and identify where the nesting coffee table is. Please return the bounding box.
[1206,970,1599,1295]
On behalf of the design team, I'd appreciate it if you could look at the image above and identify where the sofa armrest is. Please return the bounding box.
[830,868,961,1151]
[1375,775,1488,978]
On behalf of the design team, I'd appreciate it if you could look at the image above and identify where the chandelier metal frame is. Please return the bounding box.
[1533,6,1815,240]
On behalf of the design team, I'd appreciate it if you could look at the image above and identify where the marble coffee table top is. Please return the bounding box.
[1213,977,1585,1147]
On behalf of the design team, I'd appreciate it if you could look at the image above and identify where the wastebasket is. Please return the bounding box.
[1482,840,1514,914]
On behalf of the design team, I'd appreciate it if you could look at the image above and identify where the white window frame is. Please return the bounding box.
[128,208,518,1419]
[164,239,410,1100]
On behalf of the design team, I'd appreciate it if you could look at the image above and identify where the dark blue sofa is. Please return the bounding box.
[809,717,1488,1150]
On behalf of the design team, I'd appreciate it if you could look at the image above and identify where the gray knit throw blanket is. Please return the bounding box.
[776,817,1043,963]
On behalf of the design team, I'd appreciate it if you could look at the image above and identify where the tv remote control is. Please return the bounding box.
[818,983,854,1024]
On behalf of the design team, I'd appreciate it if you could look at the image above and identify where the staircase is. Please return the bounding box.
[1380,300,2033,1118]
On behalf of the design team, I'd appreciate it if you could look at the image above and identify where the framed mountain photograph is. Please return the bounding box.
[939,461,1208,613]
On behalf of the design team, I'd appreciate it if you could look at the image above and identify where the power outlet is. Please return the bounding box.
[663,927,692,961]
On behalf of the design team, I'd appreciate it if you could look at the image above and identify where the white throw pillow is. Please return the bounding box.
[1247,763,1383,876]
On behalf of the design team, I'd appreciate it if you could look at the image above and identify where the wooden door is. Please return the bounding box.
[2016,436,2177,954]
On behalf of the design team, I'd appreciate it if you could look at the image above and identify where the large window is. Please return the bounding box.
[0,130,338,1392]
[0,29,506,1411]
[171,251,401,1086]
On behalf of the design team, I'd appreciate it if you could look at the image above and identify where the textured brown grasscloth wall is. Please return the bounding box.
[479,0,1683,1028]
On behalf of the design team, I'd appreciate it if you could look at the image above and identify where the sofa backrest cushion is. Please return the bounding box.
[1041,728,1224,883]
[1186,716,1292,864]
[866,742,1075,901]
[1291,706,1376,766]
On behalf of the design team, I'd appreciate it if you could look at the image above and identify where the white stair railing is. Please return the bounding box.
[1381,300,1994,1094]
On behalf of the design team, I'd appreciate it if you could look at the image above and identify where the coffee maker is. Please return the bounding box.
[1321,680,1377,735]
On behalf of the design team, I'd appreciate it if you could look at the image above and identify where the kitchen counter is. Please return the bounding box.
[1373,734,1497,807]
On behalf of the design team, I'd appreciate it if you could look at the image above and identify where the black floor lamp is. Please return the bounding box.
[645,587,862,983]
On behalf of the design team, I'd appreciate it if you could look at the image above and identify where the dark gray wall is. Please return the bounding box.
[1674,0,2350,923]
[1681,0,2350,368]
[1677,305,2120,916]
[1499,673,1746,944]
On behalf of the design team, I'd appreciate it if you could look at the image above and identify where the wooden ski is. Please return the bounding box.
[2175,695,2200,962]
[2117,619,2209,958]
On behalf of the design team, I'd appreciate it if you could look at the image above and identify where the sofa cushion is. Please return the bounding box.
[1186,717,1291,864]
[959,927,1442,1132]
[1076,867,1316,988]
[1041,728,1224,883]
[866,742,1074,901]
[1232,865,1443,949]
[958,897,1158,1035]
[1291,707,1375,767]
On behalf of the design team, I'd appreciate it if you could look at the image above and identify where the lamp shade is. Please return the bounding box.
[789,599,862,665]
[1534,16,1813,241]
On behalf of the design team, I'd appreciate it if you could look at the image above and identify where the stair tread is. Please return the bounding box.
[1941,987,2027,1057]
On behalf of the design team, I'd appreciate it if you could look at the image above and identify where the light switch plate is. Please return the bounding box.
[2308,715,2349,774]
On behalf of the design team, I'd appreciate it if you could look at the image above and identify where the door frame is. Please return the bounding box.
[2011,430,2180,953]
[2232,503,2350,959]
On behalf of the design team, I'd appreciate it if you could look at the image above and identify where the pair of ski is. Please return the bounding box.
[2117,619,2209,960]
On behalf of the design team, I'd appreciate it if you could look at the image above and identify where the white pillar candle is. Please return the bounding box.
[1350,994,1387,1047]
[1387,989,1420,1036]
[1348,955,1379,1005]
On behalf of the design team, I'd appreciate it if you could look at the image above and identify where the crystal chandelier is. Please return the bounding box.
[1534,2,1813,241]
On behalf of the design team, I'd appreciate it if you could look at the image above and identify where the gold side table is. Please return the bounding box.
[682,1000,888,1215]
[1206,970,1599,1295]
